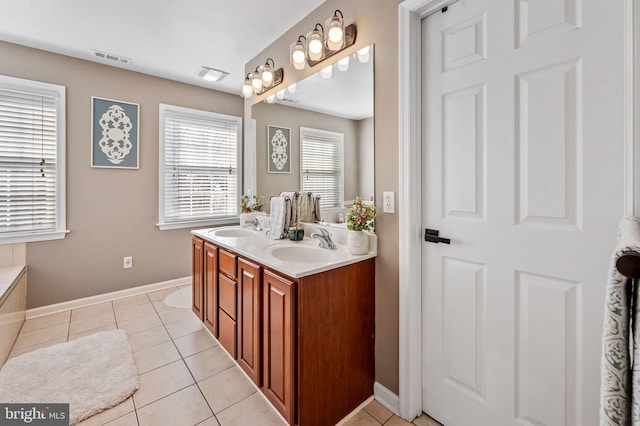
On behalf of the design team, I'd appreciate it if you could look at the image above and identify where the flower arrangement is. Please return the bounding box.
[346,196,376,232]
[241,194,264,213]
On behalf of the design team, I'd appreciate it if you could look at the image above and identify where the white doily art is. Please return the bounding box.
[270,129,288,171]
[99,105,133,164]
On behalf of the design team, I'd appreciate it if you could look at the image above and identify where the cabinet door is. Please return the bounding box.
[191,237,204,321]
[238,258,262,385]
[262,270,295,424]
[203,242,218,336]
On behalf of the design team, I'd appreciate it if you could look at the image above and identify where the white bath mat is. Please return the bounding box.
[163,286,192,308]
[0,330,139,425]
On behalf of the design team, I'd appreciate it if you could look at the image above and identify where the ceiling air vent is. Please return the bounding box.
[93,50,132,65]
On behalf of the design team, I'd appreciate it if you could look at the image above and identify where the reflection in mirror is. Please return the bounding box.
[252,45,374,223]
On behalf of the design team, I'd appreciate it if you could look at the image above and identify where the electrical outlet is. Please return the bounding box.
[123,256,133,269]
[383,191,395,213]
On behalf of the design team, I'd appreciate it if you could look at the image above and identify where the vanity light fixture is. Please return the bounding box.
[290,10,357,69]
[241,58,284,99]
[356,45,371,63]
[337,55,350,72]
[320,64,333,79]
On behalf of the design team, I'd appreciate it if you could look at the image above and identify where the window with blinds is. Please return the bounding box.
[0,76,66,243]
[159,104,242,230]
[300,127,344,210]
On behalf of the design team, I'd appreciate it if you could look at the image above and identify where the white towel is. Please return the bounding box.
[601,216,640,425]
[268,197,289,240]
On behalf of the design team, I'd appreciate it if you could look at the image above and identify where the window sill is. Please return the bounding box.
[0,230,69,244]
[157,218,240,231]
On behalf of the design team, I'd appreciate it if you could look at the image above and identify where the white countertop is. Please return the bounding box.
[191,224,377,278]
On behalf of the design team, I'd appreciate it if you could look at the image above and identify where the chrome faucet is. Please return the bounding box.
[311,228,336,250]
[244,217,261,231]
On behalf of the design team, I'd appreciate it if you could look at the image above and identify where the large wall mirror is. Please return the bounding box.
[251,44,374,222]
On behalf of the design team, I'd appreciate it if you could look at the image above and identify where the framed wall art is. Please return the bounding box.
[267,125,291,173]
[91,97,140,169]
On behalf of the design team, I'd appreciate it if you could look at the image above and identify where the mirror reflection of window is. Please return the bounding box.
[300,127,344,210]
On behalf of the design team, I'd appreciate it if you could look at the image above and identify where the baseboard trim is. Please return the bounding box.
[26,276,191,319]
[374,382,400,416]
[335,395,375,426]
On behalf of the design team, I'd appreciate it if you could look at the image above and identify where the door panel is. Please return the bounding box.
[421,1,625,425]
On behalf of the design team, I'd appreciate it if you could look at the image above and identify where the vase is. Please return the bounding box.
[347,230,368,255]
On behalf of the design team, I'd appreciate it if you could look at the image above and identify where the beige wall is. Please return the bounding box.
[252,101,366,206]
[246,0,402,394]
[0,41,243,309]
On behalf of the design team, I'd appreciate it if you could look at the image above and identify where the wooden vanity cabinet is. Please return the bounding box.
[192,236,375,426]
[263,270,295,425]
[238,258,262,385]
[191,236,204,321]
[203,242,218,336]
[218,249,238,358]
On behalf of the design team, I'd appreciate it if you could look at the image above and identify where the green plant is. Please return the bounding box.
[241,194,264,213]
[346,196,376,232]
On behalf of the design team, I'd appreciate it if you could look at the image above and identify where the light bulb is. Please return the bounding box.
[261,65,274,87]
[242,81,253,98]
[306,27,324,61]
[291,41,306,70]
[287,83,297,93]
[337,56,350,71]
[276,89,286,99]
[251,72,263,92]
[265,95,276,104]
[325,12,345,51]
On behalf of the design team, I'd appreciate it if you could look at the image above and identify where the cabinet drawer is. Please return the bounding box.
[218,309,237,359]
[219,249,237,279]
[219,274,237,320]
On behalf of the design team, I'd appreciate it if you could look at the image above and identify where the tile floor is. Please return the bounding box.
[5,285,442,426]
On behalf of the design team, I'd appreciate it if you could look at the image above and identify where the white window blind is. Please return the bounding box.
[159,104,241,230]
[300,127,344,210]
[0,76,66,243]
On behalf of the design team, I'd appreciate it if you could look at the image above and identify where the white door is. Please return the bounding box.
[421,1,626,425]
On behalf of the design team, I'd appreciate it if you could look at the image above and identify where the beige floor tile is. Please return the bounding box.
[104,411,138,426]
[216,392,287,426]
[132,360,194,408]
[343,410,381,426]
[12,322,68,350]
[365,400,393,424]
[71,302,114,321]
[117,312,163,334]
[20,311,71,333]
[136,384,213,426]
[385,416,413,426]
[157,306,194,325]
[165,314,204,340]
[8,336,67,359]
[113,294,151,310]
[77,397,135,426]
[69,311,116,335]
[173,329,217,358]
[69,324,118,341]
[147,287,180,302]
[412,414,443,426]
[114,303,157,323]
[184,345,235,382]
[198,366,257,413]
[128,325,171,353]
[133,340,182,374]
[151,299,175,313]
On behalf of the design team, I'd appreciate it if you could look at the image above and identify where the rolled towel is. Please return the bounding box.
[268,197,287,240]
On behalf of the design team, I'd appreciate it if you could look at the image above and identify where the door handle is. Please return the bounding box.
[425,229,451,244]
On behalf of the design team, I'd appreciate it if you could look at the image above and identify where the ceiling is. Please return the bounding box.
[0,0,326,95]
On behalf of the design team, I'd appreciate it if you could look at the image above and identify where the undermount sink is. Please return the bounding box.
[268,243,340,264]
[209,227,256,238]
